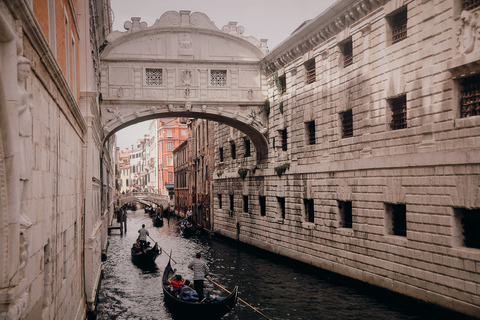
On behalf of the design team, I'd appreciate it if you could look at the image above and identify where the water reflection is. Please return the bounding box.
[96,210,476,320]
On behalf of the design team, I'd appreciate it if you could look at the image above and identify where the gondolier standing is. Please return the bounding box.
[138,224,149,249]
[188,252,209,302]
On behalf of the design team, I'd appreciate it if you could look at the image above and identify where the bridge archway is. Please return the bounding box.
[100,10,270,158]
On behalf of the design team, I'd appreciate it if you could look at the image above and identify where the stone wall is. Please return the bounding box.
[213,0,480,317]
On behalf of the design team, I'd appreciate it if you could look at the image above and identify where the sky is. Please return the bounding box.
[110,0,338,150]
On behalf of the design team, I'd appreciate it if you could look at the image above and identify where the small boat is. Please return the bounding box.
[179,219,196,237]
[131,241,161,266]
[153,214,164,227]
[162,257,238,320]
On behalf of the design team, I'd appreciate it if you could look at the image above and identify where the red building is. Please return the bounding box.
[157,118,188,202]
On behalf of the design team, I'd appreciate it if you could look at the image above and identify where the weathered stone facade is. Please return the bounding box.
[0,0,113,319]
[213,0,480,317]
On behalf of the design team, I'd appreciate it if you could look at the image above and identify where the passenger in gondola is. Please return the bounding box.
[168,274,185,296]
[132,240,142,254]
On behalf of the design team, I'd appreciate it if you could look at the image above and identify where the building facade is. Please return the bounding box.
[0,0,114,319]
[157,118,188,200]
[117,147,131,193]
[213,0,480,317]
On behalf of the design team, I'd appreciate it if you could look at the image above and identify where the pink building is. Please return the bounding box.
[157,118,188,201]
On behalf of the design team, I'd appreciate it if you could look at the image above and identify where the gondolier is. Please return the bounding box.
[188,252,209,302]
[138,224,149,248]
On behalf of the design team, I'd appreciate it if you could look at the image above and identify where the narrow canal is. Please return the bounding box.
[96,210,476,320]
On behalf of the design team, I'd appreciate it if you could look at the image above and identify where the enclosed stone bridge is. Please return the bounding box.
[115,192,169,208]
[100,10,270,158]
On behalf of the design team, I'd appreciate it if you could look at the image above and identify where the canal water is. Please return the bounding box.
[96,210,476,320]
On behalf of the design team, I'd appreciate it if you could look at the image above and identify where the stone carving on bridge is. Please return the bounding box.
[182,69,192,86]
[168,104,174,112]
[217,107,224,115]
[457,11,478,55]
[202,105,207,112]
[248,89,253,100]
[184,87,191,98]
[185,102,192,111]
[247,109,264,127]
[107,107,125,123]
[179,33,193,55]
[117,87,125,98]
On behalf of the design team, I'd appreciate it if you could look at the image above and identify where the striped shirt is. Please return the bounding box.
[188,259,209,280]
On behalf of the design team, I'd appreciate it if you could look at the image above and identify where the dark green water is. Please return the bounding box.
[95,210,477,320]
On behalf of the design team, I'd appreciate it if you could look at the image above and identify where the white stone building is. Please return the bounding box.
[213,0,480,317]
[0,0,114,319]
[146,120,158,193]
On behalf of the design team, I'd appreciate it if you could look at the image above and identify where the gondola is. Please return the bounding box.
[131,241,161,266]
[179,219,196,237]
[162,256,238,320]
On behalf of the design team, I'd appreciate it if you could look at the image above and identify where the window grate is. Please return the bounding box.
[304,198,314,223]
[463,0,480,11]
[343,41,353,67]
[211,70,227,86]
[390,95,407,130]
[146,68,162,85]
[279,74,287,94]
[305,59,316,84]
[306,121,316,145]
[460,74,480,118]
[391,10,407,44]
[281,129,287,151]
[342,109,353,137]
[461,208,480,249]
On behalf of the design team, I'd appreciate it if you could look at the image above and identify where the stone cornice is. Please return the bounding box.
[5,0,87,137]
[261,0,385,74]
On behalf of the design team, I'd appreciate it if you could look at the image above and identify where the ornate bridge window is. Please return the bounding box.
[462,0,480,11]
[146,68,163,85]
[211,70,227,86]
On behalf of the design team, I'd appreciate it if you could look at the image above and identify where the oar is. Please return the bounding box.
[147,235,177,264]
[207,278,271,320]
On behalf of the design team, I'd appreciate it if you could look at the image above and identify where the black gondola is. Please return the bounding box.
[131,241,161,265]
[179,219,196,237]
[162,257,238,320]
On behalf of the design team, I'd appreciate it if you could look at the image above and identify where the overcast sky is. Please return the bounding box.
[110,0,338,150]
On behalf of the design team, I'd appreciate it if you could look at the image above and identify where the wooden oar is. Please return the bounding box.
[147,235,177,264]
[207,278,271,320]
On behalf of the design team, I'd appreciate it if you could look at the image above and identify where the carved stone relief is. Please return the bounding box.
[457,11,478,55]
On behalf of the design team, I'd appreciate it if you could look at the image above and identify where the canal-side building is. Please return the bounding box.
[157,118,188,200]
[174,139,190,216]
[117,147,131,193]
[0,0,114,319]
[213,0,480,317]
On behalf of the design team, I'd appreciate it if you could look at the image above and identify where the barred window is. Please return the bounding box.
[341,109,353,137]
[304,198,315,223]
[390,9,407,44]
[342,39,353,67]
[389,95,407,130]
[218,194,222,209]
[460,74,480,118]
[244,139,251,157]
[146,68,162,85]
[305,59,316,84]
[462,0,480,11]
[277,197,286,220]
[455,208,480,249]
[280,129,287,151]
[338,201,352,228]
[278,74,287,94]
[260,196,266,216]
[243,195,249,213]
[385,203,406,237]
[306,121,316,145]
[211,70,227,86]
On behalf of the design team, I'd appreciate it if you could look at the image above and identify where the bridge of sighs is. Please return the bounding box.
[100,10,270,158]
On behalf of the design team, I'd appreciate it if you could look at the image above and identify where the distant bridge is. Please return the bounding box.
[115,192,170,208]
